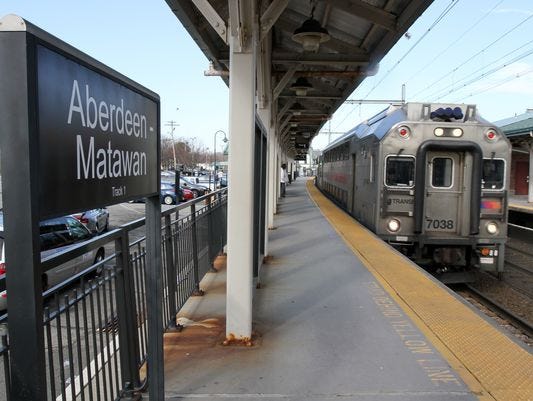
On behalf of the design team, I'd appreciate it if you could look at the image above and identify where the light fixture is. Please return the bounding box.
[290,77,313,96]
[292,2,330,52]
[290,102,305,115]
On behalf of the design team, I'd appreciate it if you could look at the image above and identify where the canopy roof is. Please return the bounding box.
[165,0,433,156]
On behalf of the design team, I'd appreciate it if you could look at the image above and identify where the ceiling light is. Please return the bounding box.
[292,18,330,52]
[290,77,313,96]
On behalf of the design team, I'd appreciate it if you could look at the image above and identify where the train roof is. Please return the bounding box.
[323,102,489,152]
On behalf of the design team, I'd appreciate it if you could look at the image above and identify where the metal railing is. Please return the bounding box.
[0,188,227,400]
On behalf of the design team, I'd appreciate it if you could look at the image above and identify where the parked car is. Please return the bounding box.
[161,183,194,205]
[182,187,194,201]
[219,174,228,188]
[71,208,109,234]
[161,182,179,205]
[180,177,209,197]
[0,212,105,311]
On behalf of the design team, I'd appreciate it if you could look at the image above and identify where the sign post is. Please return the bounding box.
[0,14,161,399]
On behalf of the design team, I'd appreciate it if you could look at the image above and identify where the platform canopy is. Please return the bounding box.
[164,0,433,157]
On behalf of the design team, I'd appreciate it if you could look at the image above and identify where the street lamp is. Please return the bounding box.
[211,130,228,189]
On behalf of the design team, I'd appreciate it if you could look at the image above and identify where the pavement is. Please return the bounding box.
[508,194,533,213]
[160,178,483,401]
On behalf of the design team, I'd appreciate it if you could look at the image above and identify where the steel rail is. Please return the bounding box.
[465,284,533,340]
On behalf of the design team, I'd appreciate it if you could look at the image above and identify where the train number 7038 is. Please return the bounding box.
[426,219,454,230]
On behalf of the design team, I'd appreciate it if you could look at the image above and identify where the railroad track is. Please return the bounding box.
[463,284,533,342]
[504,224,533,298]
[451,222,533,346]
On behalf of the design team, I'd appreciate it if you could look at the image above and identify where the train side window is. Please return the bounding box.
[369,154,374,183]
[482,159,505,190]
[431,157,453,188]
[385,156,415,187]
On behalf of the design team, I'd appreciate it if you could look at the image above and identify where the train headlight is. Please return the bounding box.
[387,218,401,232]
[397,126,411,139]
[434,128,444,137]
[486,221,499,235]
[452,128,463,137]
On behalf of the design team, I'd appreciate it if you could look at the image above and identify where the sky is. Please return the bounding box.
[1,0,533,152]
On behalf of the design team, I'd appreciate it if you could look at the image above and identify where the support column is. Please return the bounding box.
[267,125,277,227]
[527,143,533,203]
[226,12,256,339]
[257,108,271,256]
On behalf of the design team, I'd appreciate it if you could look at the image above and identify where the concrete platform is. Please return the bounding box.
[508,195,533,214]
[162,178,532,401]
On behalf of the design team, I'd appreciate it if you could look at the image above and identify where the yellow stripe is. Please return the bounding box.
[509,203,533,213]
[306,179,533,401]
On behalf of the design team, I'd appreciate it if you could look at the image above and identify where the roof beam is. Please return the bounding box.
[273,64,298,100]
[191,0,228,44]
[271,52,370,66]
[279,95,343,100]
[328,0,397,31]
[277,99,295,122]
[260,0,289,40]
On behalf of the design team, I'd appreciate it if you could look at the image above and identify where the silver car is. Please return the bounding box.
[71,208,110,234]
[0,214,105,311]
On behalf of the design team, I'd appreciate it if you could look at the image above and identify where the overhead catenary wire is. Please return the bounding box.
[333,0,460,131]
[412,10,533,99]
[403,0,504,85]
[451,67,533,102]
[360,0,461,101]
[428,40,533,101]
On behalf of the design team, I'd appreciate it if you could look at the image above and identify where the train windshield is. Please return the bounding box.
[386,156,415,187]
[482,159,505,190]
[432,157,453,188]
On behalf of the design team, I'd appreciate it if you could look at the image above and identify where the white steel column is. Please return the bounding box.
[527,142,533,203]
[257,108,271,256]
[226,2,256,340]
[267,126,277,226]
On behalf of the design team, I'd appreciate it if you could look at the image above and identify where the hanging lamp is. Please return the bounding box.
[290,77,313,96]
[292,1,330,52]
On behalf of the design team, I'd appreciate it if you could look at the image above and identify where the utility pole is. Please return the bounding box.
[165,120,179,170]
[165,120,181,197]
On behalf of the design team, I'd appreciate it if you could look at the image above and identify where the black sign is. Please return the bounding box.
[294,155,307,161]
[37,45,159,218]
[295,142,309,149]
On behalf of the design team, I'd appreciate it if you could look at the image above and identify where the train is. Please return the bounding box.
[316,103,511,282]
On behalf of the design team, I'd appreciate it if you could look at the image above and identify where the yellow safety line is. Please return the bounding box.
[509,203,533,213]
[306,179,533,401]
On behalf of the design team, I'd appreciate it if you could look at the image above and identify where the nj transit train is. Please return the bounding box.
[316,103,511,282]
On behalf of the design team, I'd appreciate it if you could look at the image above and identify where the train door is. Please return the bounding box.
[349,153,356,214]
[424,151,469,235]
[515,161,529,195]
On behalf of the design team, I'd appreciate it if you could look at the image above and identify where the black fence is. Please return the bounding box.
[0,189,227,400]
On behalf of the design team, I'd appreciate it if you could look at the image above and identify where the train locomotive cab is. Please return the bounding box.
[318,103,511,283]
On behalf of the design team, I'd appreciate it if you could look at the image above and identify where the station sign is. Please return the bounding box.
[37,45,159,217]
[0,16,162,396]
[295,142,309,149]
[294,155,307,161]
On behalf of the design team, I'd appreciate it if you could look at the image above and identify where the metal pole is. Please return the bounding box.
[171,130,177,170]
[213,131,214,189]
[191,203,203,296]
[0,29,47,401]
[164,215,177,328]
[145,195,164,399]
[114,231,141,393]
